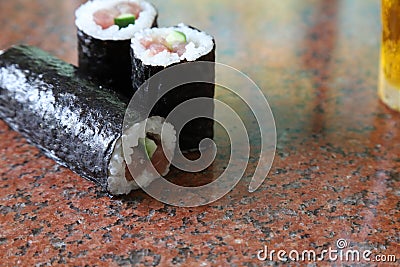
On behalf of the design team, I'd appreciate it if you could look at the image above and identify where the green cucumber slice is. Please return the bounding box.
[166,30,187,45]
[139,137,157,159]
[114,13,136,28]
[145,137,157,159]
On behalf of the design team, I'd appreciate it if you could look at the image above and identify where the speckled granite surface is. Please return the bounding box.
[0,0,399,266]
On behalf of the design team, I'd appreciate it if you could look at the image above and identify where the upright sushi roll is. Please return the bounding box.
[0,45,176,195]
[76,0,157,97]
[131,24,216,151]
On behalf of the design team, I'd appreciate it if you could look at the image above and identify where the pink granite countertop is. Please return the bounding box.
[0,0,399,266]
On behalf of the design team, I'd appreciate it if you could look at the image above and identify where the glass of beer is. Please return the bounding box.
[379,0,400,112]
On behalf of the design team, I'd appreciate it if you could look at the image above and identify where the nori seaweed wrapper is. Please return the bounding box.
[131,30,216,152]
[0,45,127,190]
[77,20,157,98]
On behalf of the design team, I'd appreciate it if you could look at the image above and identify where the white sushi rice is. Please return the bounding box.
[131,23,214,67]
[0,50,3,56]
[75,0,157,41]
[107,116,176,195]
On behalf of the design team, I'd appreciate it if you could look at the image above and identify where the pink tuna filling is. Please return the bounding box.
[140,36,187,57]
[93,2,141,29]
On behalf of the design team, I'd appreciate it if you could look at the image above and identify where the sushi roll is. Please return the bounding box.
[131,24,216,151]
[75,0,158,97]
[0,45,176,195]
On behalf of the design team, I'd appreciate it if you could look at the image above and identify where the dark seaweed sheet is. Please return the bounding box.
[130,35,216,151]
[78,30,133,98]
[0,45,127,189]
[77,19,158,98]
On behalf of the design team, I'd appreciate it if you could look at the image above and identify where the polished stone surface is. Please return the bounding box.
[0,0,399,266]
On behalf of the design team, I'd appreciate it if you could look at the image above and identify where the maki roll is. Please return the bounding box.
[75,0,157,97]
[0,45,176,195]
[131,24,216,151]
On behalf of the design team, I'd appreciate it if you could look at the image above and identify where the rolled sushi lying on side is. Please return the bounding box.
[131,24,216,152]
[75,0,158,97]
[0,45,175,195]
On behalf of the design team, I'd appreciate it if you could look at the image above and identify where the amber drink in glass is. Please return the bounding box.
[380,0,400,111]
